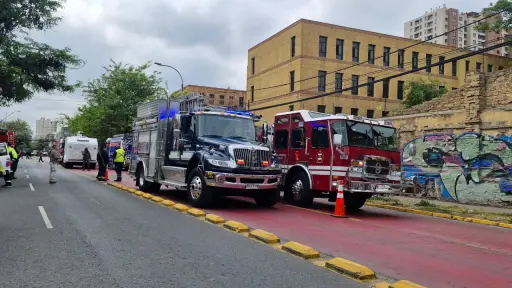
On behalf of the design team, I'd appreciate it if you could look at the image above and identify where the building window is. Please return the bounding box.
[465,61,470,72]
[397,80,404,100]
[398,49,404,68]
[451,60,457,76]
[334,106,342,114]
[251,57,255,75]
[319,36,327,57]
[476,62,482,71]
[251,86,254,102]
[219,95,225,105]
[351,75,359,95]
[426,54,432,72]
[239,97,244,108]
[352,42,360,62]
[488,64,493,72]
[367,109,374,119]
[317,105,326,113]
[383,47,390,67]
[336,39,344,60]
[382,78,389,98]
[499,66,504,70]
[412,52,419,69]
[367,77,375,97]
[382,111,389,117]
[290,71,295,92]
[368,44,375,64]
[229,95,234,106]
[318,70,326,92]
[439,56,445,75]
[350,108,359,116]
[335,73,343,92]
[291,36,296,57]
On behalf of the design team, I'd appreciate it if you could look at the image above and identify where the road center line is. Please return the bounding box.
[26,175,30,179]
[38,206,53,229]
[90,198,100,205]
[29,183,35,191]
[24,169,27,172]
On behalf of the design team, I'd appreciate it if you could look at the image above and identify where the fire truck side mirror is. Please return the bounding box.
[333,134,343,146]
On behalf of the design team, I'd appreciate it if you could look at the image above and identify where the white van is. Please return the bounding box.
[62,136,98,169]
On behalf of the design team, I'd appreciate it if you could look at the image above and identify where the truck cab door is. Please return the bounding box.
[288,114,307,167]
[307,120,332,191]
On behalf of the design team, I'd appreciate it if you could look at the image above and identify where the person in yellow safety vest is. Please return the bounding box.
[113,144,125,182]
[7,143,18,181]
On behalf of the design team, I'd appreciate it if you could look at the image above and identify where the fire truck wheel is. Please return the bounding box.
[344,193,367,212]
[287,172,314,207]
[254,189,280,207]
[187,168,214,208]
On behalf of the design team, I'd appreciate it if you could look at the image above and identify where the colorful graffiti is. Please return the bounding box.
[402,132,512,205]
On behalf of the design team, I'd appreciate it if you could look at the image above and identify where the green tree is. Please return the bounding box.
[68,60,167,140]
[4,118,33,150]
[475,1,512,33]
[404,78,447,108]
[0,0,83,106]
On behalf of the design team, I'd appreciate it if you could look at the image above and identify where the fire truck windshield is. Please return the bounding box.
[197,114,255,141]
[332,120,398,151]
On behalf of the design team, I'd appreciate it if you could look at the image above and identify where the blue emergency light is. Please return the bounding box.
[223,109,254,117]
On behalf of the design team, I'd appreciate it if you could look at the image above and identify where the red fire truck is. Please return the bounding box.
[0,129,15,147]
[270,110,413,211]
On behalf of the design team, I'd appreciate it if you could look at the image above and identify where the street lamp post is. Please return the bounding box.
[154,62,184,116]
[1,110,21,128]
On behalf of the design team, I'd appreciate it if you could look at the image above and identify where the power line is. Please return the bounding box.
[249,38,502,107]
[251,10,503,92]
[251,40,510,112]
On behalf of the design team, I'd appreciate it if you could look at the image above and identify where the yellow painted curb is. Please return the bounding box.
[432,212,452,219]
[151,196,164,203]
[205,214,225,224]
[374,282,392,288]
[407,209,433,216]
[187,208,206,217]
[249,229,280,244]
[282,241,320,259]
[135,191,144,196]
[120,186,130,191]
[498,223,512,229]
[325,257,376,280]
[128,188,138,194]
[173,203,189,212]
[161,200,176,207]
[223,220,249,233]
[452,215,465,221]
[389,280,426,288]
[142,193,153,199]
[464,218,499,226]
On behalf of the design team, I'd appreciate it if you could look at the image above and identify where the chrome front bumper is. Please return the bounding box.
[204,171,281,190]
[348,180,414,194]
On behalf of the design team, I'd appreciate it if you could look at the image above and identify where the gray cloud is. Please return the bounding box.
[0,0,489,133]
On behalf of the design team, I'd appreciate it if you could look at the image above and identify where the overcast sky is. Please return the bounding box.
[0,0,489,133]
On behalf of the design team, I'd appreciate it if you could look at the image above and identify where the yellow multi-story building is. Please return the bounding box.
[174,85,246,108]
[247,19,511,121]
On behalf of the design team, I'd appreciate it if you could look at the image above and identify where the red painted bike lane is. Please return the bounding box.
[75,169,512,288]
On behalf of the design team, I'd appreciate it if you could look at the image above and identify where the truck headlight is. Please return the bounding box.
[390,164,401,176]
[207,159,233,168]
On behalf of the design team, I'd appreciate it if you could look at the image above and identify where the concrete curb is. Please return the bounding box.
[101,181,428,287]
[326,257,376,280]
[366,202,511,230]
[282,241,320,259]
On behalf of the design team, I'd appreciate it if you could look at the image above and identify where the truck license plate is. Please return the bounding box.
[246,184,259,189]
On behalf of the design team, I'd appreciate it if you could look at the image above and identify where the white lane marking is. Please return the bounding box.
[26,175,30,179]
[24,169,27,172]
[90,198,100,205]
[29,183,35,191]
[38,206,53,229]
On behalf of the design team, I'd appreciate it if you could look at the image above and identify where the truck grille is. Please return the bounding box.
[365,159,390,176]
[233,148,270,168]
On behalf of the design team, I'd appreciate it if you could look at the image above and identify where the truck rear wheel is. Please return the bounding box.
[136,166,159,192]
[187,168,214,208]
[345,193,367,212]
[286,172,314,207]
[254,189,280,207]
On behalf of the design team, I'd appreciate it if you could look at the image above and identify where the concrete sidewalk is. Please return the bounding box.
[386,195,512,214]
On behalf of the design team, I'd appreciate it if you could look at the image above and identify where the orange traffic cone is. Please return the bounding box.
[105,169,109,181]
[332,180,347,218]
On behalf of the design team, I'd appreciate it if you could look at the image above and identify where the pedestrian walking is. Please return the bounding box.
[82,148,91,171]
[49,145,62,184]
[96,146,109,181]
[38,151,44,162]
[113,144,125,182]
[7,143,18,180]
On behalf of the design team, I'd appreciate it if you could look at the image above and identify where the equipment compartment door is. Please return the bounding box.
[148,130,158,177]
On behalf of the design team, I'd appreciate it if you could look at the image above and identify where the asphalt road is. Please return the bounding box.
[0,159,363,288]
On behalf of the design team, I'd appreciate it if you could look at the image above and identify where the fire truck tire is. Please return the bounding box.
[254,189,280,207]
[344,193,367,212]
[136,166,156,192]
[286,172,314,207]
[186,168,214,208]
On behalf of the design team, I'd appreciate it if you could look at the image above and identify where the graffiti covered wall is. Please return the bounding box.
[402,133,512,206]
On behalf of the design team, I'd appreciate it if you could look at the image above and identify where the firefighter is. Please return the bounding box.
[7,143,18,180]
[113,144,125,182]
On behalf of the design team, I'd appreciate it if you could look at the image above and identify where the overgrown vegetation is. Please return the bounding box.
[403,78,448,108]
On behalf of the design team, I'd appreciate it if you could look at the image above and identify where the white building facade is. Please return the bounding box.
[35,118,58,140]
